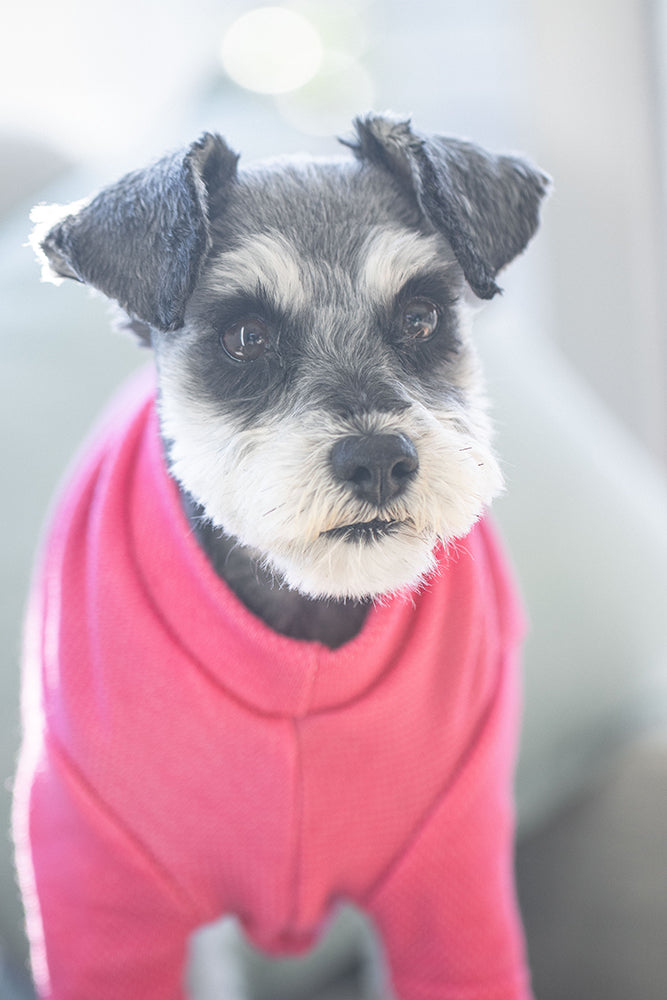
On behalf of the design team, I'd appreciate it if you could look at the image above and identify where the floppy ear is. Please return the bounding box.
[345,114,550,299]
[30,132,239,332]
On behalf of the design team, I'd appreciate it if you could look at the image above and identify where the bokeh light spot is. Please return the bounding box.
[220,7,323,95]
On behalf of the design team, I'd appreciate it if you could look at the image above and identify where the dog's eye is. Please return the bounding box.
[220,316,270,362]
[400,298,439,341]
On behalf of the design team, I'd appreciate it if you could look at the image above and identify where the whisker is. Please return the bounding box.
[262,505,283,517]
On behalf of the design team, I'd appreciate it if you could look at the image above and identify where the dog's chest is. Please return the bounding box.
[32,379,521,949]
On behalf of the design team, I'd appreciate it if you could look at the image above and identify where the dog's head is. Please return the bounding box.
[32,115,549,600]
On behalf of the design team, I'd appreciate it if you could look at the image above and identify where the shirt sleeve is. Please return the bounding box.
[365,649,532,1000]
[14,734,203,1000]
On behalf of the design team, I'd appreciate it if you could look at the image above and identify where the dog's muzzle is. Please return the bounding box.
[330,433,419,506]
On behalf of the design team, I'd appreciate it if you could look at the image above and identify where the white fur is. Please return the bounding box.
[157,315,502,601]
[205,232,306,314]
[156,210,503,601]
[29,199,90,284]
[358,228,454,300]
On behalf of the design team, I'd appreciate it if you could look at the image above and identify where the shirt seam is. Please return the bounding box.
[362,646,506,909]
[45,732,206,923]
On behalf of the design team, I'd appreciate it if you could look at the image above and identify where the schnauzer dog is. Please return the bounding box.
[15,115,548,999]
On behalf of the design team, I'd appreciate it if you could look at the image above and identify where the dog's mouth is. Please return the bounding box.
[321,518,401,543]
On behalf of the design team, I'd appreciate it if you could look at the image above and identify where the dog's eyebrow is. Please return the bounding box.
[205,232,305,313]
[358,228,455,301]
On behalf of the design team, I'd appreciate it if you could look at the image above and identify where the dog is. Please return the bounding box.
[14,114,549,999]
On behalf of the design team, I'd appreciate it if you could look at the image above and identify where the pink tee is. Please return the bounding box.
[14,370,531,999]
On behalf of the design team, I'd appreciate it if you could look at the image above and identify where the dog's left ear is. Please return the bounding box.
[31,133,239,332]
[345,114,550,299]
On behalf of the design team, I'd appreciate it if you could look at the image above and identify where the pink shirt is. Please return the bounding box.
[14,370,531,999]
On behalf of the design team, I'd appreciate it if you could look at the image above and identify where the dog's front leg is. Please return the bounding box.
[365,652,532,1000]
[14,738,203,1000]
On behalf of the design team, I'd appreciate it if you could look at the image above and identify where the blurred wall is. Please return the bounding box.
[528,0,666,462]
[3,0,664,453]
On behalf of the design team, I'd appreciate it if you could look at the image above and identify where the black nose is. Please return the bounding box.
[330,434,419,506]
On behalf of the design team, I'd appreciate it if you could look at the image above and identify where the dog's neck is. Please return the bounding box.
[182,494,370,649]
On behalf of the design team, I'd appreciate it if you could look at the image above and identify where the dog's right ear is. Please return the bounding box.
[30,133,239,334]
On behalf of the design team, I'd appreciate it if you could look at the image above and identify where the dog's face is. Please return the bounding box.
[158,164,501,599]
[31,115,549,600]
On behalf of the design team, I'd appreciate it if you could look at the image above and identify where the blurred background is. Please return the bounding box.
[1,1,666,998]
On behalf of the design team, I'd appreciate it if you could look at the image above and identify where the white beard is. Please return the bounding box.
[157,349,502,601]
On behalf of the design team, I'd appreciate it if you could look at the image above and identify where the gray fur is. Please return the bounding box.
[32,115,549,646]
[36,133,238,331]
[346,114,551,298]
[34,116,549,331]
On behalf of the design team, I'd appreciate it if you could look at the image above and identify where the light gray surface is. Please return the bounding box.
[516,735,667,1000]
[477,305,667,831]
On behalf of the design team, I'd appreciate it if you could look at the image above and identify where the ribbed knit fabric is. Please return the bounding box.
[13,369,532,999]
